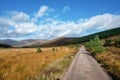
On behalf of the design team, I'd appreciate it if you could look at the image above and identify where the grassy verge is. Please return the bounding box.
[37,53,76,80]
[94,47,120,80]
[85,35,120,80]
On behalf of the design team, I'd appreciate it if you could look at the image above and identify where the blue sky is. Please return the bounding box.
[0,0,120,40]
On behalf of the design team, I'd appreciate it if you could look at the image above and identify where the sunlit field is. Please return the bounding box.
[0,46,77,80]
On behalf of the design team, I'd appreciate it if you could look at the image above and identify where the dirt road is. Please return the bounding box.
[62,46,111,80]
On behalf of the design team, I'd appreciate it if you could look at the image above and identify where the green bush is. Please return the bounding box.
[52,48,56,51]
[37,47,42,53]
[93,35,104,53]
[85,35,104,53]
[85,39,94,50]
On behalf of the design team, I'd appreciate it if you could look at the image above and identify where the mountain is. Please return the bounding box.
[0,39,19,45]
[15,39,46,47]
[29,37,80,47]
[0,39,46,47]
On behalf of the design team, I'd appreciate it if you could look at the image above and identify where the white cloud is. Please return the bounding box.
[0,11,36,38]
[15,23,37,34]
[80,13,120,31]
[63,6,71,12]
[36,5,48,18]
[11,11,30,23]
[0,5,120,40]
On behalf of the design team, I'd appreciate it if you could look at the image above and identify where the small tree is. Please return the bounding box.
[93,35,104,53]
[37,46,42,53]
[85,39,94,51]
[85,35,104,53]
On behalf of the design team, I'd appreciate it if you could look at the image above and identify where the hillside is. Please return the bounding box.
[77,27,120,43]
[28,27,120,47]
[29,37,80,47]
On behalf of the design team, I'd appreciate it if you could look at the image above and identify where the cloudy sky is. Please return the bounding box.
[0,0,120,40]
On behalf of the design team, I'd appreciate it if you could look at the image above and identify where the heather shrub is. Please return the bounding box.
[104,38,112,46]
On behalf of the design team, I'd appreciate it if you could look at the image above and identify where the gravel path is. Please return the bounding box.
[62,46,111,80]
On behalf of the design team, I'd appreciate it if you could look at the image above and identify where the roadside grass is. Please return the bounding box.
[85,35,120,80]
[94,46,120,80]
[0,46,78,80]
[38,53,76,80]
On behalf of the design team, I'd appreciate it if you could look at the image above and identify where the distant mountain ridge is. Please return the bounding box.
[0,39,18,45]
[0,39,46,47]
[30,37,80,47]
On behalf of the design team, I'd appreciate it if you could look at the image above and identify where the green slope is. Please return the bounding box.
[76,27,120,43]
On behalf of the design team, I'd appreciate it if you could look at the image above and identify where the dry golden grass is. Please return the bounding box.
[95,46,120,79]
[0,46,76,80]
